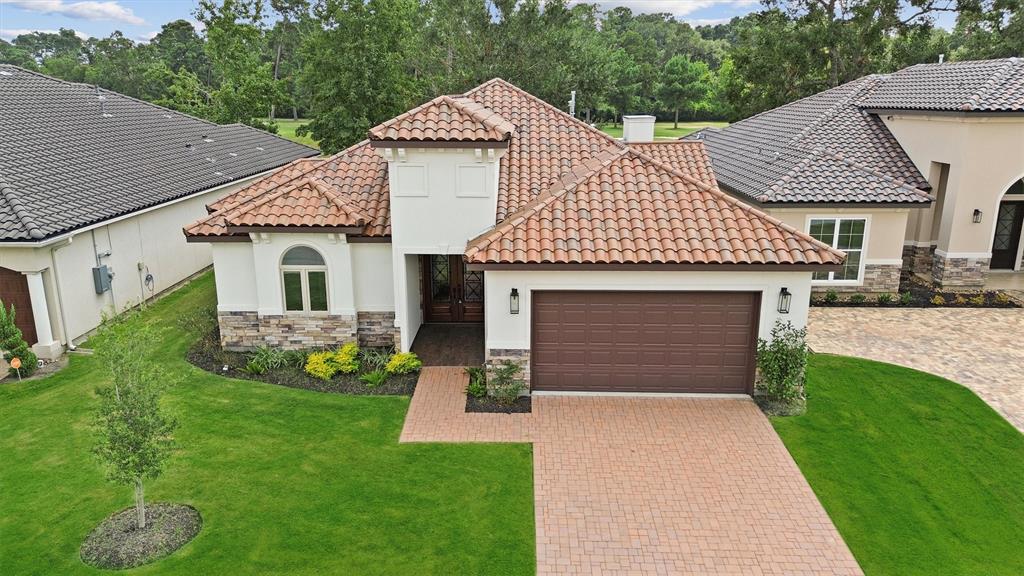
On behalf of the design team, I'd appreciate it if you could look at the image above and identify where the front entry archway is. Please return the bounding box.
[992,180,1024,270]
[421,255,484,322]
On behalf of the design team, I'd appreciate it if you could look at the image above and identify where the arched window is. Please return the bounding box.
[281,246,328,312]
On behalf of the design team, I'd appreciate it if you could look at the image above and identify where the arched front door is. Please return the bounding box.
[992,180,1024,270]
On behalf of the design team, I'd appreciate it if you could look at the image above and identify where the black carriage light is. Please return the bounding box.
[778,287,792,314]
[973,209,983,224]
[510,288,520,314]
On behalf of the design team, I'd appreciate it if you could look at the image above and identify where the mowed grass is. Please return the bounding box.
[0,272,534,575]
[598,120,728,139]
[275,118,319,149]
[775,354,1024,575]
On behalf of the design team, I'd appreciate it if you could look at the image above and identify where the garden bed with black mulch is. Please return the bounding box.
[186,329,418,395]
[465,395,532,414]
[811,273,1020,308]
[754,395,806,417]
[80,503,201,570]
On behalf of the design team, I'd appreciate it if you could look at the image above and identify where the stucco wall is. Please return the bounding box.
[483,269,813,353]
[882,114,1024,256]
[0,175,260,345]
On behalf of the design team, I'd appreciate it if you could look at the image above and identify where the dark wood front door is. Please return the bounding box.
[0,267,38,345]
[992,201,1024,269]
[422,255,484,322]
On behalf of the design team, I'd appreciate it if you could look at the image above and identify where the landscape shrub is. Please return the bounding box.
[489,360,524,406]
[849,294,866,304]
[876,293,893,305]
[464,366,487,398]
[954,294,968,305]
[823,289,839,304]
[359,370,389,389]
[333,343,361,374]
[282,349,307,368]
[995,292,1011,304]
[899,291,913,305]
[0,300,37,377]
[755,321,808,403]
[359,347,393,373]
[930,294,946,306]
[304,351,338,380]
[969,294,986,306]
[244,346,290,375]
[385,352,422,375]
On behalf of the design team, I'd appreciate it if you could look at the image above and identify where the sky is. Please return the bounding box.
[0,0,767,43]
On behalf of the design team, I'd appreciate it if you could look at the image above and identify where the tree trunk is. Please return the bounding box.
[292,106,298,121]
[674,109,679,130]
[134,478,146,530]
[270,42,283,121]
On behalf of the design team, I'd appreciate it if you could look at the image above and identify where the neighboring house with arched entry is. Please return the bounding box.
[693,57,1024,291]
[0,65,317,360]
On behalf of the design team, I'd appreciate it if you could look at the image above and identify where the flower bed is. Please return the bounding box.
[187,328,419,395]
[812,274,1020,308]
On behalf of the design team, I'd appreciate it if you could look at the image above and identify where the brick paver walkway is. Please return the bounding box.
[402,367,862,575]
[808,307,1024,433]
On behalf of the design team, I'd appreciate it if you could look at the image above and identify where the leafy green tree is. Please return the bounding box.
[605,48,644,123]
[92,317,177,530]
[657,55,711,128]
[150,20,212,84]
[952,0,1024,59]
[298,0,420,153]
[0,300,38,377]
[0,40,37,68]
[155,67,214,118]
[12,28,85,63]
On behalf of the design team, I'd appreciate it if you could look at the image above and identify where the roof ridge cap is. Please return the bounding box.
[223,178,307,224]
[463,77,626,151]
[627,148,845,260]
[964,58,1019,111]
[788,78,874,147]
[829,151,934,200]
[314,179,369,225]
[0,174,44,239]
[447,96,515,135]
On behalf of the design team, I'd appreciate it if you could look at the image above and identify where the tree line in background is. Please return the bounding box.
[1,0,1019,154]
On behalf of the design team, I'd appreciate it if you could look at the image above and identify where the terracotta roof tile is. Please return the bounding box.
[226,177,367,229]
[369,95,515,142]
[629,141,717,188]
[464,149,844,266]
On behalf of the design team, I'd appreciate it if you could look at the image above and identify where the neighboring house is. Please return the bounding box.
[691,57,1024,291]
[186,80,842,394]
[0,65,317,359]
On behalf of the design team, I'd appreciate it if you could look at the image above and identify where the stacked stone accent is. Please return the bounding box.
[810,264,901,295]
[901,244,934,275]
[219,311,358,351]
[931,255,990,288]
[486,348,531,391]
[356,311,400,348]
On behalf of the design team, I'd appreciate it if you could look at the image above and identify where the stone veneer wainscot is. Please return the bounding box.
[931,254,990,288]
[486,348,531,390]
[219,311,373,351]
[811,264,901,295]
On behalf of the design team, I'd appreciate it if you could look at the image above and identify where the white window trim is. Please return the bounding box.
[805,215,871,286]
[280,246,330,314]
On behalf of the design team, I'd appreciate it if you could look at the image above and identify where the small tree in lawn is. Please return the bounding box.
[656,55,711,129]
[92,315,177,530]
[756,320,809,404]
[0,299,38,377]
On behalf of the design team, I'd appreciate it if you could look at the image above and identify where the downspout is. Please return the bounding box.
[49,237,76,351]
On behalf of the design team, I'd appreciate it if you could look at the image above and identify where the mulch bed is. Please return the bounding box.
[187,330,418,396]
[812,273,1020,308]
[80,503,201,570]
[754,396,806,417]
[466,395,532,414]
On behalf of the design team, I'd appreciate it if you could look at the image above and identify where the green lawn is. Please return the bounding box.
[275,118,319,149]
[598,121,728,139]
[0,273,534,575]
[776,354,1024,575]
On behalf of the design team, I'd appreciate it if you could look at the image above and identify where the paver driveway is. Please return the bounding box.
[808,307,1024,433]
[402,368,862,575]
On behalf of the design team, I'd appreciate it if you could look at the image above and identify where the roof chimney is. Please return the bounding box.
[622,115,655,143]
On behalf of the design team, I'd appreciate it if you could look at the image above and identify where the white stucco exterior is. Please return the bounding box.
[482,269,813,353]
[0,173,267,355]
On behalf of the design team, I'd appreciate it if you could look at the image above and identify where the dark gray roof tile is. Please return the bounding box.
[860,58,1024,112]
[0,65,318,241]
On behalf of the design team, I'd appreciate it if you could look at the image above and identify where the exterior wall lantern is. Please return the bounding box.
[778,287,792,314]
[972,209,983,224]
[510,288,520,315]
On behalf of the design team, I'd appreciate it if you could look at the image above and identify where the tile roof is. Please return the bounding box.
[688,75,933,204]
[628,141,717,188]
[187,79,842,268]
[369,95,515,142]
[225,177,368,230]
[860,58,1024,112]
[464,149,845,266]
[0,65,318,242]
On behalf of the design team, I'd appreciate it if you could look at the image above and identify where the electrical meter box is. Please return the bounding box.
[92,265,111,294]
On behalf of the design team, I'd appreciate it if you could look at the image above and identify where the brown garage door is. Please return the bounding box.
[531,291,759,393]
[0,267,38,345]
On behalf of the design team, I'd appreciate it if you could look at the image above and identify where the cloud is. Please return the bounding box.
[6,1,144,26]
[135,29,160,43]
[0,27,90,41]
[685,17,732,26]
[575,1,759,17]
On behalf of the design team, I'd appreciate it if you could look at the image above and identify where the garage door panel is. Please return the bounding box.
[532,291,758,393]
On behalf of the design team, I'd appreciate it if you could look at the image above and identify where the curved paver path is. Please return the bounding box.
[403,367,862,575]
[808,307,1024,433]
